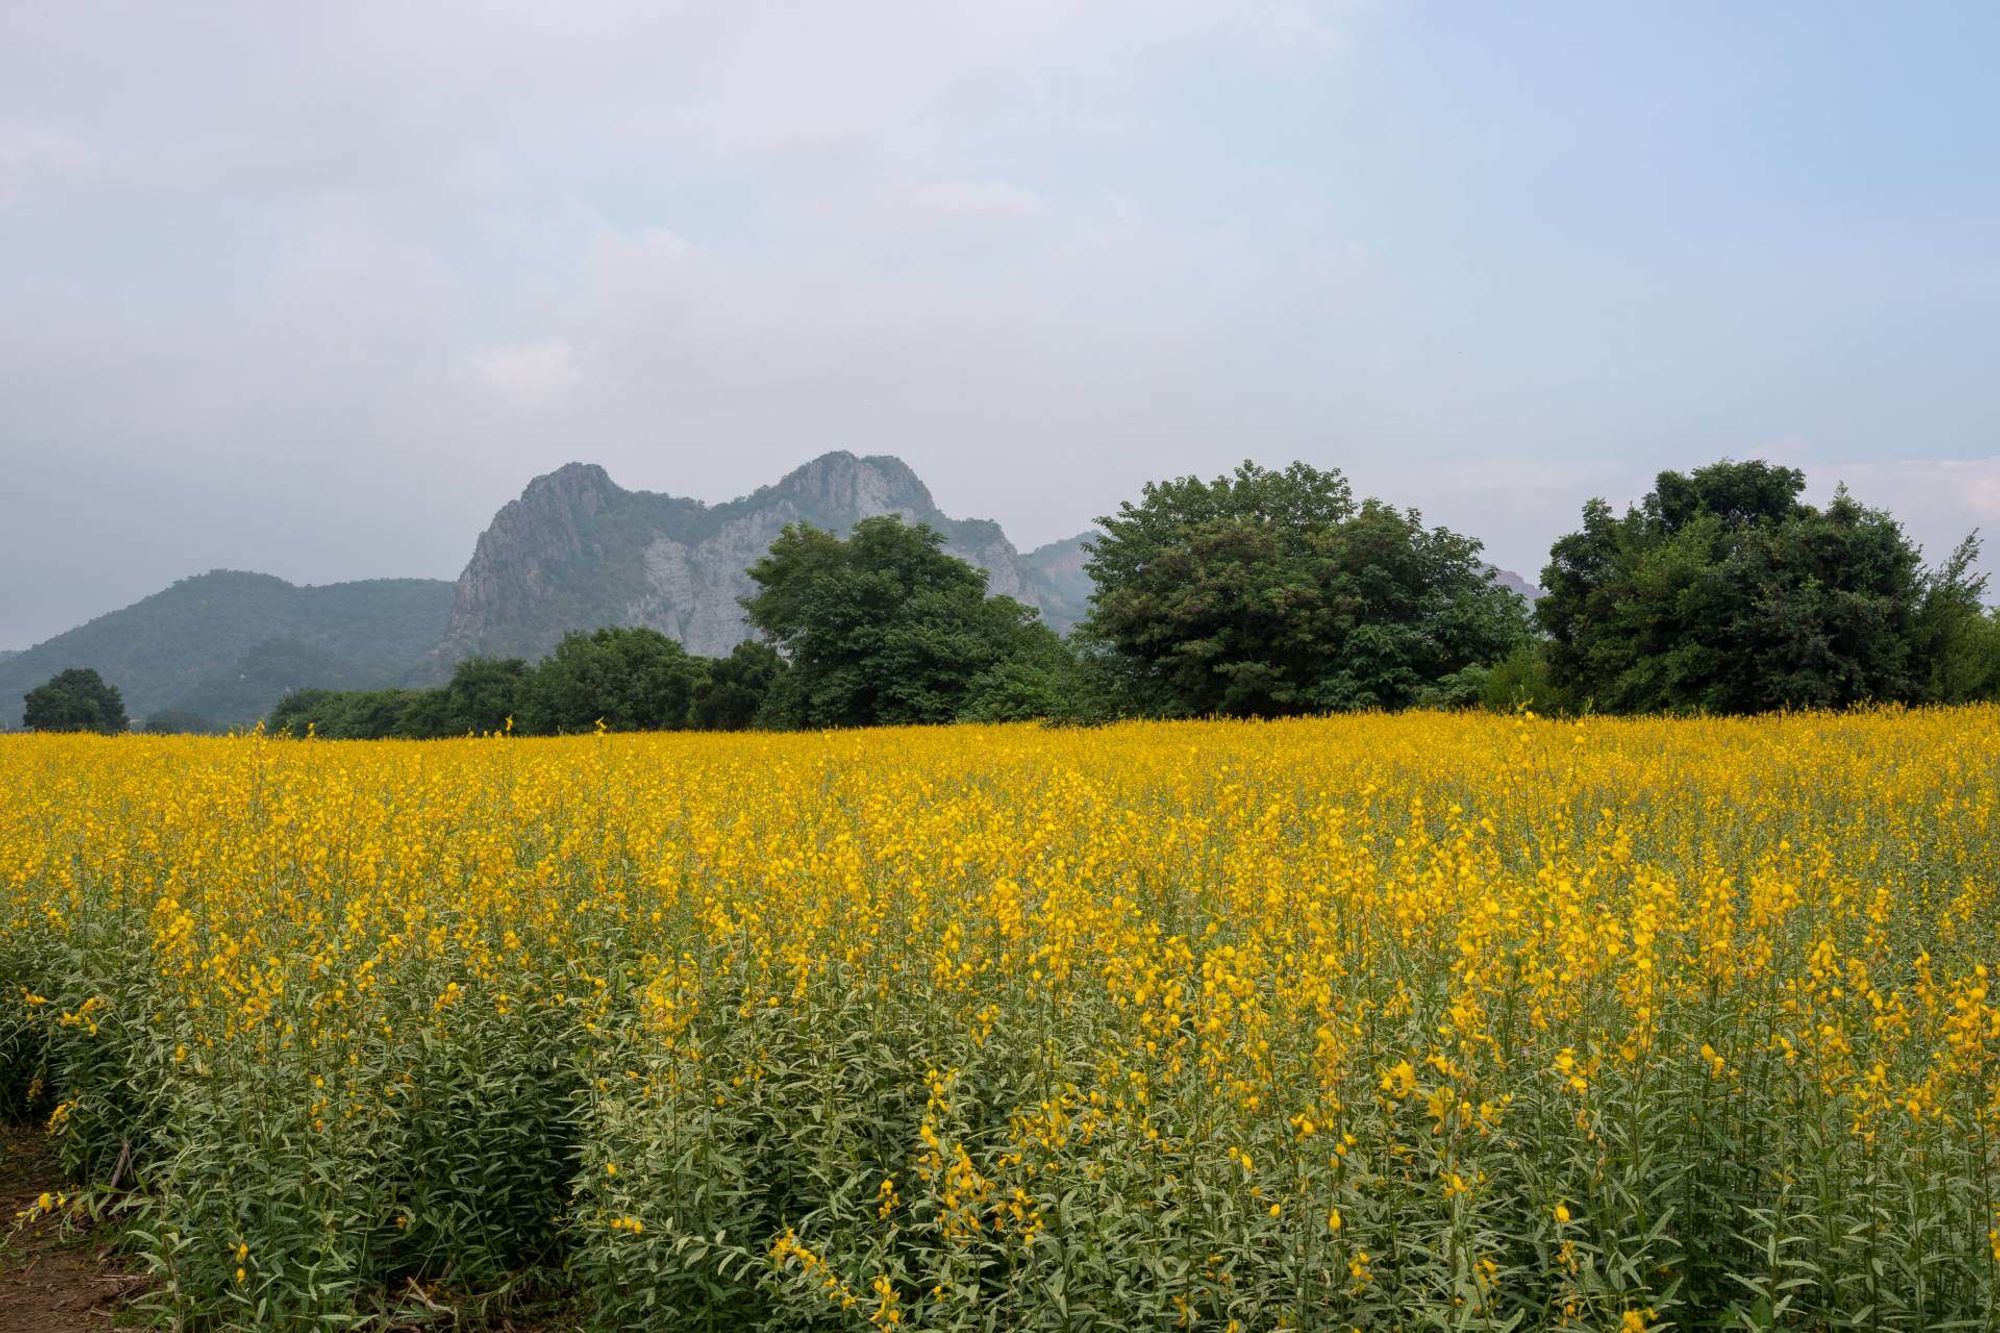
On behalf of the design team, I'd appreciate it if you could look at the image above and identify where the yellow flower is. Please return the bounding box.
[3,701,1997,1325]
[1380,1060,1418,1100]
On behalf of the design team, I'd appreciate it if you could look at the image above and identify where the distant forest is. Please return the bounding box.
[0,572,451,729]
[13,457,2000,737]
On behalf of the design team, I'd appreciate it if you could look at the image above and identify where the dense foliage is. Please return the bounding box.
[3,712,1998,1329]
[1083,461,1532,717]
[141,708,216,735]
[745,515,1071,727]
[518,628,703,734]
[163,636,379,728]
[688,641,786,731]
[20,667,128,733]
[268,629,779,739]
[1536,459,1989,714]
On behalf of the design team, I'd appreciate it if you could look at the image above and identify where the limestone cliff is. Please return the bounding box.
[1487,567,1545,602]
[1021,533,1098,631]
[424,452,1090,672]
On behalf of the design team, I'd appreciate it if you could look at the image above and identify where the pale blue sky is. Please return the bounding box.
[3,2,1996,644]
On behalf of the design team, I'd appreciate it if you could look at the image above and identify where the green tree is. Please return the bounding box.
[521,627,702,733]
[958,653,1075,723]
[1537,459,1982,713]
[268,688,427,739]
[689,641,785,731]
[1912,536,2000,703]
[401,657,531,737]
[143,708,216,734]
[1083,461,1531,717]
[1477,642,1575,715]
[22,667,129,733]
[961,606,1092,723]
[267,689,336,737]
[744,516,1067,727]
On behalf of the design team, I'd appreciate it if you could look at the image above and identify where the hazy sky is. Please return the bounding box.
[4,2,1997,647]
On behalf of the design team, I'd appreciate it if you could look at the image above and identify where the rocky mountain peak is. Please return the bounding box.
[474,462,622,577]
[420,453,1084,674]
[763,451,939,522]
[522,461,619,505]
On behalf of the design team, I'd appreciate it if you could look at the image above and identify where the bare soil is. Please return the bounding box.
[0,1125,142,1333]
[0,1126,578,1332]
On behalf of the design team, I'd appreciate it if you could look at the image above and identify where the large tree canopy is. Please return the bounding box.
[689,640,784,731]
[1537,459,1985,713]
[401,656,532,737]
[521,627,704,734]
[744,515,1063,728]
[22,667,129,734]
[1083,461,1531,717]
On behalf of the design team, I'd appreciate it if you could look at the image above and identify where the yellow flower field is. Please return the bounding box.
[2,711,1997,1329]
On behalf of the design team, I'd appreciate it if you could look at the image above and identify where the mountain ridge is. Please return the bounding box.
[1489,567,1543,602]
[421,450,1092,672]
[0,571,453,728]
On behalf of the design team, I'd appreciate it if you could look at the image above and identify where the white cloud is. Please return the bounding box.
[1820,457,2000,570]
[1216,0,1352,66]
[465,340,583,409]
[899,180,1044,221]
[0,123,89,199]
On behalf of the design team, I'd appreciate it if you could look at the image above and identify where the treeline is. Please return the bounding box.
[268,634,785,738]
[1082,456,1996,717]
[22,455,2000,736]
[251,456,2000,733]
[1068,455,1995,720]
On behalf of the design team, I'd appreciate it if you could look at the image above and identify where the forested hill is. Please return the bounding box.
[0,571,452,728]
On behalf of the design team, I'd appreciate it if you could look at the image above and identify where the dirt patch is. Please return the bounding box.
[0,1125,142,1333]
[0,1126,578,1332]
